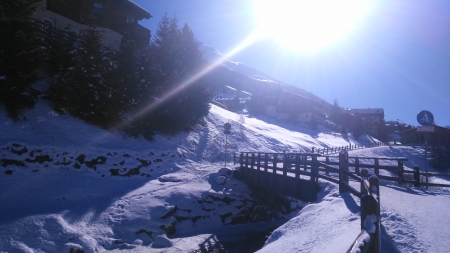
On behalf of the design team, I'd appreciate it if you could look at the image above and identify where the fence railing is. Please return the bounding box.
[237,151,322,201]
[318,154,450,188]
[235,149,450,252]
[312,142,388,155]
[330,151,381,253]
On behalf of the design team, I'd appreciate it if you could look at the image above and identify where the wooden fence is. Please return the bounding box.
[237,152,321,202]
[318,154,450,188]
[235,149,450,252]
[312,142,388,155]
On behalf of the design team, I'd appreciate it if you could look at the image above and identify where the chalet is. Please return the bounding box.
[398,125,450,146]
[251,89,325,124]
[34,0,151,49]
[347,108,385,135]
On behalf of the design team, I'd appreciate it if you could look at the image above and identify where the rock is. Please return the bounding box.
[4,170,13,175]
[152,234,173,248]
[159,222,176,236]
[215,176,227,185]
[132,239,143,246]
[218,167,232,176]
[160,206,177,219]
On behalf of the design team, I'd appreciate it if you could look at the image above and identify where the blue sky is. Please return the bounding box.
[134,0,450,127]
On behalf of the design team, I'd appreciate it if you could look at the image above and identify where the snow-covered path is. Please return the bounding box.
[380,184,450,253]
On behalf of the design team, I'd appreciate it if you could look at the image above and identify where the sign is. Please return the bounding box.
[417,126,434,132]
[417,110,434,126]
[224,123,231,135]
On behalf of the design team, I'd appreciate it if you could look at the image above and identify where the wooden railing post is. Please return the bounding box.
[239,153,243,168]
[264,153,268,172]
[355,157,360,174]
[283,152,288,176]
[374,158,380,176]
[257,152,261,171]
[245,153,249,168]
[251,153,255,169]
[397,160,404,184]
[273,154,277,174]
[414,165,421,187]
[312,147,315,153]
[360,169,369,230]
[311,155,318,183]
[295,154,300,179]
[326,156,330,175]
[339,149,349,193]
[369,175,381,253]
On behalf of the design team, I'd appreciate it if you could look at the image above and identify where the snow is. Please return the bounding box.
[1,98,449,252]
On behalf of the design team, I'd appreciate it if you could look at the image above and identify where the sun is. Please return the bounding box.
[254,0,371,52]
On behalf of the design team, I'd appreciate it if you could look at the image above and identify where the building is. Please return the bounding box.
[398,125,450,146]
[34,0,151,50]
[250,89,325,124]
[347,108,385,135]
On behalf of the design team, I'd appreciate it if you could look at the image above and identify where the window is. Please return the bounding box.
[93,2,104,14]
[126,12,135,23]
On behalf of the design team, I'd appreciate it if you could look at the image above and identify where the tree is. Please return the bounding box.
[0,0,42,120]
[47,20,117,128]
[130,15,211,135]
[330,98,341,125]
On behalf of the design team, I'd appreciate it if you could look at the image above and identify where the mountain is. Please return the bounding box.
[201,44,333,111]
[201,45,283,84]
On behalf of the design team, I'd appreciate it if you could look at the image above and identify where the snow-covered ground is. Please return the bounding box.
[1,100,449,253]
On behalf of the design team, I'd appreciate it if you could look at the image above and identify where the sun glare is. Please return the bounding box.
[254,0,371,52]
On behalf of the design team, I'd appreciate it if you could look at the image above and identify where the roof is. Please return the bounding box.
[127,0,152,20]
[349,108,384,115]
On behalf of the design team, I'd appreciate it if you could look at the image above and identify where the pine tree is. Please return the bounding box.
[47,21,117,128]
[0,0,42,120]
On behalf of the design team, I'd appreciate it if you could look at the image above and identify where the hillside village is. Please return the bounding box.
[1,1,450,252]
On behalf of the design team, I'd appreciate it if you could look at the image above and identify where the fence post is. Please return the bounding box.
[326,156,330,175]
[369,175,381,253]
[283,152,288,176]
[245,153,249,168]
[257,152,261,171]
[374,158,380,176]
[264,153,268,172]
[397,160,404,184]
[360,169,369,230]
[339,149,349,193]
[355,157,360,174]
[251,153,255,169]
[295,154,300,179]
[273,154,277,174]
[311,155,318,183]
[234,152,236,165]
[312,147,315,153]
[414,165,421,187]
[239,153,243,168]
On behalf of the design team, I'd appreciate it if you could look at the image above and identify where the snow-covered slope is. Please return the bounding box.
[1,100,449,253]
[201,45,283,84]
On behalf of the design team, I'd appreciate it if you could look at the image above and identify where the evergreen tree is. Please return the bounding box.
[330,98,341,125]
[123,15,212,136]
[110,31,140,116]
[47,21,117,128]
[0,0,42,120]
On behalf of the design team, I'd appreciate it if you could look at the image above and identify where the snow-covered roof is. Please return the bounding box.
[349,108,384,115]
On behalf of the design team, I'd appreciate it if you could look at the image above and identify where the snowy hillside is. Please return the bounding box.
[201,45,283,84]
[1,99,449,253]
